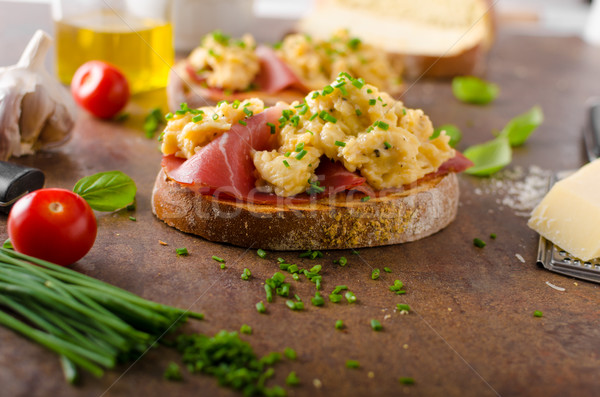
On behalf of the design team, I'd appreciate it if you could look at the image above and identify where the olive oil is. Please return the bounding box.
[55,10,173,94]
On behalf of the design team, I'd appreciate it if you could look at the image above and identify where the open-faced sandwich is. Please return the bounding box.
[153,73,472,250]
[167,30,403,111]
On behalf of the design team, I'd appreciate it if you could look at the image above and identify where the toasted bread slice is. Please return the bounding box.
[151,169,459,250]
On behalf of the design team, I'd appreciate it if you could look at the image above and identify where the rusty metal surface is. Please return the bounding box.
[1,26,600,397]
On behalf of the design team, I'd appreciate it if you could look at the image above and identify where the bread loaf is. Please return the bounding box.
[297,0,495,78]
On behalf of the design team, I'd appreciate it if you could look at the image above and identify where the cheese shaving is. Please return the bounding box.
[545,281,566,292]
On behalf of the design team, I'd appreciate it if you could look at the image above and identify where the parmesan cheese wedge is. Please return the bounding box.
[528,158,600,261]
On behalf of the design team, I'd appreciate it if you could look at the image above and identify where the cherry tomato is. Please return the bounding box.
[71,60,130,119]
[7,189,97,266]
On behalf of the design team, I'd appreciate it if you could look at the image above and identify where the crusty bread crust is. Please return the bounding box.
[151,169,459,250]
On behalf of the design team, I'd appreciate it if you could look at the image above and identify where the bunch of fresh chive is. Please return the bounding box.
[0,247,203,383]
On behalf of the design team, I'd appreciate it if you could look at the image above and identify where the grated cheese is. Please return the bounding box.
[545,281,566,291]
[515,253,525,263]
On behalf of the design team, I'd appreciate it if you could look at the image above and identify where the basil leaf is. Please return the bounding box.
[73,171,137,212]
[463,136,512,176]
[431,124,462,147]
[452,76,499,105]
[499,105,543,146]
[144,107,163,138]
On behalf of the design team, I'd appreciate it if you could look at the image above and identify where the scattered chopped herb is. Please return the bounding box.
[240,324,252,334]
[346,359,360,369]
[332,285,348,294]
[256,301,266,313]
[389,280,405,294]
[370,319,382,331]
[396,303,411,312]
[334,140,346,147]
[361,196,370,202]
[355,108,362,116]
[306,181,325,194]
[212,113,219,120]
[287,264,299,273]
[257,249,267,258]
[286,300,304,311]
[335,256,348,266]
[276,283,290,297]
[399,377,415,385]
[128,216,136,221]
[238,120,247,126]
[265,285,273,303]
[292,273,300,281]
[371,269,380,280]
[319,110,337,123]
[335,320,344,330]
[212,255,225,263]
[164,362,183,381]
[241,268,252,280]
[352,78,365,89]
[369,99,376,106]
[220,263,226,269]
[311,292,325,307]
[284,347,297,360]
[345,291,357,303]
[322,85,334,95]
[329,293,342,303]
[473,238,486,248]
[383,141,392,149]
[309,112,318,121]
[490,233,497,239]
[534,310,543,318]
[286,371,300,386]
[374,120,389,131]
[295,149,307,160]
[348,37,361,49]
[165,112,174,120]
[176,247,189,256]
[283,160,290,168]
[266,122,276,134]
[383,267,392,273]
[367,89,373,94]
[143,108,162,138]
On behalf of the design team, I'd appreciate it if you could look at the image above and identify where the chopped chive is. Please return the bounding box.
[220,263,226,269]
[383,141,392,149]
[335,320,344,330]
[332,285,347,294]
[240,324,252,334]
[370,319,382,331]
[360,196,371,202]
[128,216,136,221]
[397,303,411,312]
[473,238,486,248]
[241,268,251,281]
[346,359,360,369]
[265,285,273,303]
[243,107,253,117]
[319,110,337,123]
[284,151,291,157]
[298,104,309,115]
[490,233,497,239]
[176,247,189,256]
[292,273,300,281]
[369,99,376,106]
[352,78,365,89]
[287,264,299,273]
[165,112,174,120]
[276,283,290,297]
[256,301,266,313]
[284,347,297,360]
[311,92,320,99]
[383,267,392,273]
[283,160,290,168]
[367,89,373,94]
[294,294,302,302]
[238,120,247,126]
[399,377,415,385]
[371,269,380,280]
[309,113,318,121]
[295,142,305,152]
[192,114,203,123]
[286,300,304,311]
[212,113,219,120]
[534,310,543,318]
[336,256,347,267]
[212,255,225,263]
[232,100,241,109]
[279,262,290,271]
[329,293,342,303]
[286,371,300,386]
[266,122,276,134]
[322,85,334,95]
[164,362,183,381]
[355,108,362,116]
[295,149,307,160]
[348,37,361,49]
[311,292,325,307]
[334,140,346,147]
[345,291,357,303]
[256,249,267,259]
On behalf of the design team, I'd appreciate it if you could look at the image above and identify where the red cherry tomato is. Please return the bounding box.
[7,189,97,266]
[71,60,130,119]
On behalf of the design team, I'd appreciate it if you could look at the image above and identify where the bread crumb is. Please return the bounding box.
[447,308,452,312]
[384,314,391,320]
[574,282,578,286]
[368,371,375,378]
[313,379,322,389]
[403,344,409,349]
[159,240,168,246]
[515,253,525,263]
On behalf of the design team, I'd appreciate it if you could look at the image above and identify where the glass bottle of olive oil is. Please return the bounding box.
[55,9,173,94]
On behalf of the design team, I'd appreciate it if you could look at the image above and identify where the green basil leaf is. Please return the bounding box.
[452,76,499,105]
[144,107,163,138]
[73,171,137,212]
[463,136,512,176]
[431,124,462,147]
[499,105,543,146]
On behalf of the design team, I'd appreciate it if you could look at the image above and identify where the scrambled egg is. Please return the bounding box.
[161,74,453,197]
[161,99,265,159]
[276,30,401,92]
[187,31,259,91]
[252,73,454,196]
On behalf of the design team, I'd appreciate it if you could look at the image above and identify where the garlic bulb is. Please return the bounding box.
[0,30,76,161]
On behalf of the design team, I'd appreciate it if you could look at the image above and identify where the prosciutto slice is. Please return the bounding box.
[254,45,307,94]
